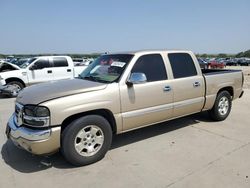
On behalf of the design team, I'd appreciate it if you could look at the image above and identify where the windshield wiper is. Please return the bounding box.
[83,75,100,82]
[83,75,111,83]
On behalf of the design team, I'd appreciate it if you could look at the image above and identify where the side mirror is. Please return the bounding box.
[127,72,147,86]
[29,64,37,70]
[29,66,34,70]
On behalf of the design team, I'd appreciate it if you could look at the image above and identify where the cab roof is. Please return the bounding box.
[108,49,193,56]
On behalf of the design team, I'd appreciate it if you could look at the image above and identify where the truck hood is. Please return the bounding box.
[6,62,21,70]
[0,62,20,73]
[16,79,107,104]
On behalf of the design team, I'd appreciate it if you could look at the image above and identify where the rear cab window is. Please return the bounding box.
[52,57,68,67]
[132,54,167,82]
[168,53,197,79]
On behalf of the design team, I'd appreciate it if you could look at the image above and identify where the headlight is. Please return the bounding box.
[24,105,50,117]
[23,105,50,127]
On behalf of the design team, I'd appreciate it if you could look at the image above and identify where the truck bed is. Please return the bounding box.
[202,69,242,75]
[202,68,243,110]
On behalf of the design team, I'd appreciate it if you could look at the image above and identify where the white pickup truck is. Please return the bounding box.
[0,56,87,96]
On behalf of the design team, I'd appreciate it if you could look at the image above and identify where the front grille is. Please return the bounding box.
[15,103,23,127]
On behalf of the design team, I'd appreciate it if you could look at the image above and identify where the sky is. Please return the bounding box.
[0,0,250,54]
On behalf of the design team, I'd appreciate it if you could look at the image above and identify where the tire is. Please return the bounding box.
[6,81,24,97]
[209,91,232,121]
[61,115,112,166]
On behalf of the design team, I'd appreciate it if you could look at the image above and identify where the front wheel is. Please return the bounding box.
[209,91,232,121]
[61,115,112,166]
[6,81,24,97]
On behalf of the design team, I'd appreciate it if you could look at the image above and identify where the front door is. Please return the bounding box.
[120,54,174,131]
[27,58,54,85]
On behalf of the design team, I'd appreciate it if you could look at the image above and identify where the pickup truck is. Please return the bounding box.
[0,56,87,96]
[208,60,225,69]
[5,50,244,166]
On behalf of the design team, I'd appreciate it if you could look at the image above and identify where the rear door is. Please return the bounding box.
[120,53,174,131]
[167,53,205,117]
[51,57,73,80]
[27,58,54,85]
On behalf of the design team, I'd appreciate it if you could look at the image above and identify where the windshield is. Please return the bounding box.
[79,54,133,83]
[19,58,37,68]
[9,58,17,64]
[11,59,28,66]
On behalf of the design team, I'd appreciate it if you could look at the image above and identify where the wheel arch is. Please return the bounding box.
[61,109,117,134]
[217,86,234,98]
[5,77,26,87]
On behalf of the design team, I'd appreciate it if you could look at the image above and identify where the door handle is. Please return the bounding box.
[163,86,171,92]
[67,69,72,72]
[47,70,52,74]
[193,82,201,87]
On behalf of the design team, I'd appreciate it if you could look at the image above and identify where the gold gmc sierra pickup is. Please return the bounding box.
[6,50,244,166]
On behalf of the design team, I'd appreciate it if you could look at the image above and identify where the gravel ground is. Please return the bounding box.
[0,68,249,188]
[1,91,249,188]
[225,66,250,89]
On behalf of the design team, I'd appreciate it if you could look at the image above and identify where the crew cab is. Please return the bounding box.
[6,50,244,166]
[0,56,87,96]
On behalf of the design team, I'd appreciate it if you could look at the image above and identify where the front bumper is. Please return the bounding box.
[0,79,6,86]
[6,114,61,155]
[0,85,16,96]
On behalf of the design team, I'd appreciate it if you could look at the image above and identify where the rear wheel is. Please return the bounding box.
[61,115,112,166]
[209,91,232,121]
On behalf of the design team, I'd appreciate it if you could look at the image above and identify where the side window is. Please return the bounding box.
[131,54,167,82]
[168,53,197,79]
[34,59,50,69]
[53,57,68,67]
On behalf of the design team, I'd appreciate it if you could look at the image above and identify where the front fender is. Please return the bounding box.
[0,70,27,86]
[41,83,121,130]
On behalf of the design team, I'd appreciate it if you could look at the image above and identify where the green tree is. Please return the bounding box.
[236,50,250,58]
[218,53,228,58]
